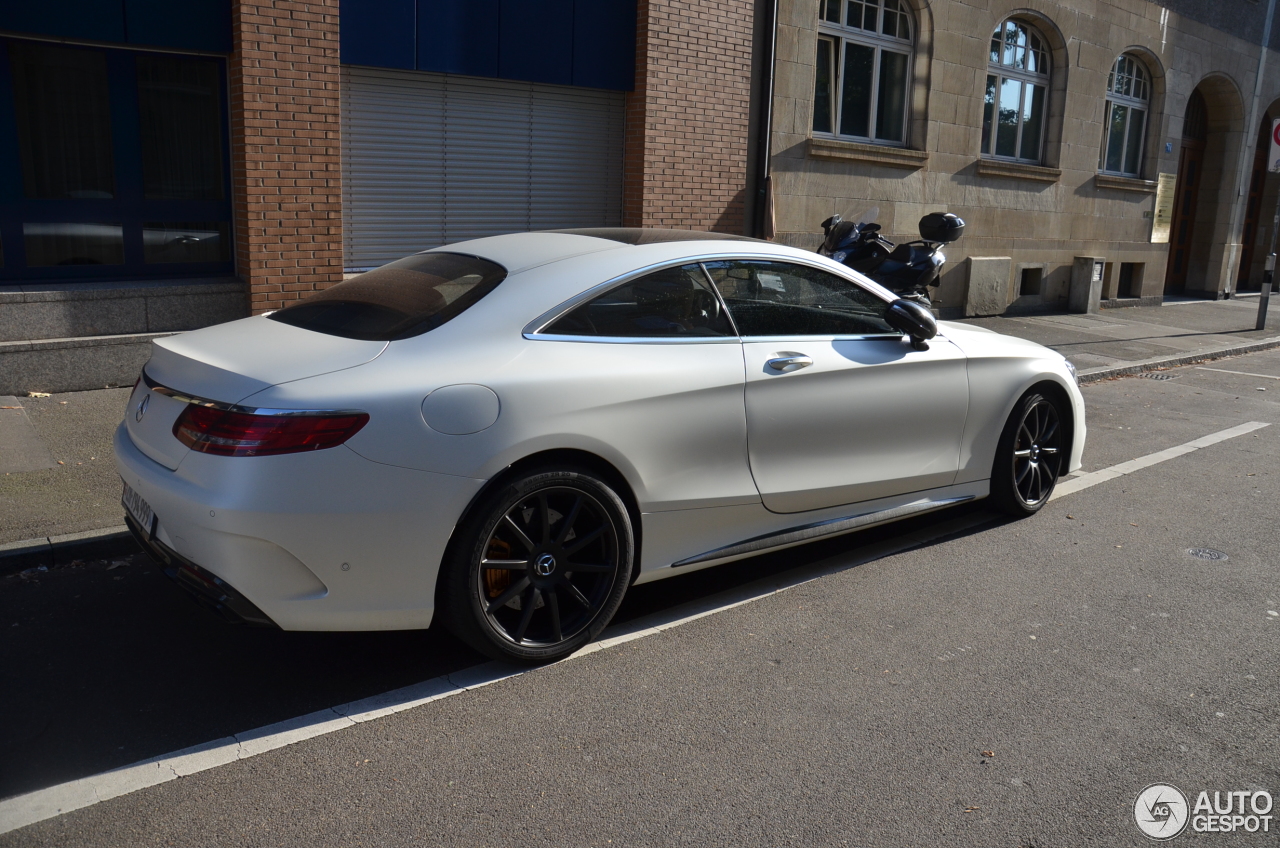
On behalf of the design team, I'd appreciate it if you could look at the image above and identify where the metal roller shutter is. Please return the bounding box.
[341,67,625,271]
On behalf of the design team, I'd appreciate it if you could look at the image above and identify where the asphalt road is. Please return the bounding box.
[4,350,1280,846]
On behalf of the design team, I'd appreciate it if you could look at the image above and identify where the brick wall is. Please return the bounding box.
[230,0,343,314]
[624,0,755,234]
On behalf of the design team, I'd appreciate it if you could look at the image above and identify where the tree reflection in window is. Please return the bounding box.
[1099,54,1150,177]
[981,19,1050,163]
[813,0,914,145]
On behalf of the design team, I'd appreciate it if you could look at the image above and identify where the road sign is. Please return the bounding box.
[1270,118,1280,172]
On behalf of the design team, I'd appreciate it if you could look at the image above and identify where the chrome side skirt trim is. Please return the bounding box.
[670,495,975,568]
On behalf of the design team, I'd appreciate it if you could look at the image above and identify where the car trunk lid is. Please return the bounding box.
[125,317,387,470]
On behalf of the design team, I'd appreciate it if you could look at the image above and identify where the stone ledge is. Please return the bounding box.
[1094,173,1158,193]
[0,279,247,343]
[807,137,929,169]
[0,277,243,304]
[1101,295,1163,309]
[0,332,176,394]
[975,158,1061,183]
[0,332,178,354]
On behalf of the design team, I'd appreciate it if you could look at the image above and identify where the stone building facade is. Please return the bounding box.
[766,0,1280,315]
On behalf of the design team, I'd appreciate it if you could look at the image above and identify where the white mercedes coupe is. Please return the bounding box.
[116,229,1085,662]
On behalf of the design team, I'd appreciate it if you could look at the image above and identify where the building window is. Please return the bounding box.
[1099,54,1149,177]
[812,0,914,145]
[0,37,233,280]
[981,19,1050,163]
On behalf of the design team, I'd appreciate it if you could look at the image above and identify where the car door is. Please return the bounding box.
[703,259,969,514]
[529,261,759,512]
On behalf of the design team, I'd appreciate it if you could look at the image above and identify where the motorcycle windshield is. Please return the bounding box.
[847,205,879,230]
[824,205,879,254]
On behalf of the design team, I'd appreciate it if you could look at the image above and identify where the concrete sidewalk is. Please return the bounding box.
[954,294,1280,381]
[1,296,1279,558]
[0,387,133,558]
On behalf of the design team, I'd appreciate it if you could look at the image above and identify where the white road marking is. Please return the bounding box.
[1195,367,1280,380]
[3,421,1270,833]
[1050,421,1270,501]
[0,511,993,835]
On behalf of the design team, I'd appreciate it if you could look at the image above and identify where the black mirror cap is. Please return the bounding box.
[885,298,938,346]
[919,212,965,243]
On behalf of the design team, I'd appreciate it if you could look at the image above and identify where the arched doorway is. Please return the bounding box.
[1164,77,1246,297]
[1164,90,1205,294]
[1237,114,1271,291]
[1239,100,1280,290]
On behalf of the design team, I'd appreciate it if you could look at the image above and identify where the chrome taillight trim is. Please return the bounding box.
[141,371,366,418]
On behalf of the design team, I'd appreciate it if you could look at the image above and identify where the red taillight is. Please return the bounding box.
[173,405,369,457]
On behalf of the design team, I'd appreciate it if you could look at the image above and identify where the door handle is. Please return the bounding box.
[766,354,813,372]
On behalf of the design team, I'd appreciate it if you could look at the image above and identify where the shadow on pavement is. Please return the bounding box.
[0,501,999,800]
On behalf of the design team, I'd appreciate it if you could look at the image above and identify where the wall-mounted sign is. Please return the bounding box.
[1151,172,1177,243]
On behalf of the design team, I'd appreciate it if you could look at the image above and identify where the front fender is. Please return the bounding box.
[941,325,1085,484]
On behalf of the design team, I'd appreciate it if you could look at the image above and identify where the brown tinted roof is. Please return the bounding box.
[545,228,765,245]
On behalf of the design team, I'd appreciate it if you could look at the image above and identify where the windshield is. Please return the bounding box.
[268,252,507,341]
[845,205,879,229]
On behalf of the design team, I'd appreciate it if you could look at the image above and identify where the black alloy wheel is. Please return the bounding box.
[441,468,634,663]
[991,391,1064,516]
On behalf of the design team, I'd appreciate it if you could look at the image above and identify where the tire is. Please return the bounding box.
[440,467,635,663]
[990,391,1065,517]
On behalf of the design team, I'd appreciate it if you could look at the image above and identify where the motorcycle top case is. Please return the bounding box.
[918,212,965,243]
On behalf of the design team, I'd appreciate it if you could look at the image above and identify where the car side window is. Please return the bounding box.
[543,264,735,338]
[702,259,897,337]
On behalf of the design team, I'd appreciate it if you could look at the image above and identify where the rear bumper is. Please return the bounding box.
[114,421,487,631]
[126,514,277,627]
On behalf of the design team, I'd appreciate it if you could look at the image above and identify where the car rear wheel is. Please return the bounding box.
[990,391,1064,517]
[440,468,634,663]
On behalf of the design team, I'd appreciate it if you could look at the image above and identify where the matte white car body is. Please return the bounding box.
[115,233,1085,631]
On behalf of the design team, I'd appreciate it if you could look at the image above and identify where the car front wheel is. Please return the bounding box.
[441,468,635,663]
[990,391,1064,517]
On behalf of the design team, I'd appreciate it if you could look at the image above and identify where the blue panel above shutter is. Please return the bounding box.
[124,0,232,53]
[417,0,499,77]
[498,0,573,86]
[573,0,636,90]
[0,1,126,45]
[342,0,415,69]
[354,0,636,91]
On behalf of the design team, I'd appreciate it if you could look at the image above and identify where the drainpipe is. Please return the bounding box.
[754,0,779,240]
[1228,0,1278,297]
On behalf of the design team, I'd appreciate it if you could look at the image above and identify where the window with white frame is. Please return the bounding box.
[812,0,914,145]
[1099,54,1149,176]
[981,19,1050,163]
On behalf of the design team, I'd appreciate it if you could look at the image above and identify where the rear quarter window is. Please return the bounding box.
[268,253,507,340]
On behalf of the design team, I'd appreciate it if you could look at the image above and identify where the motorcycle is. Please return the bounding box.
[818,207,965,307]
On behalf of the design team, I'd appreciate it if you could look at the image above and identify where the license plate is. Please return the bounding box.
[122,482,156,538]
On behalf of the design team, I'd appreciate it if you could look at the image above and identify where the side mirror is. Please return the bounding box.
[885,299,937,351]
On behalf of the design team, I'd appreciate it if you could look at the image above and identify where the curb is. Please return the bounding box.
[1075,334,1280,383]
[0,526,140,576]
